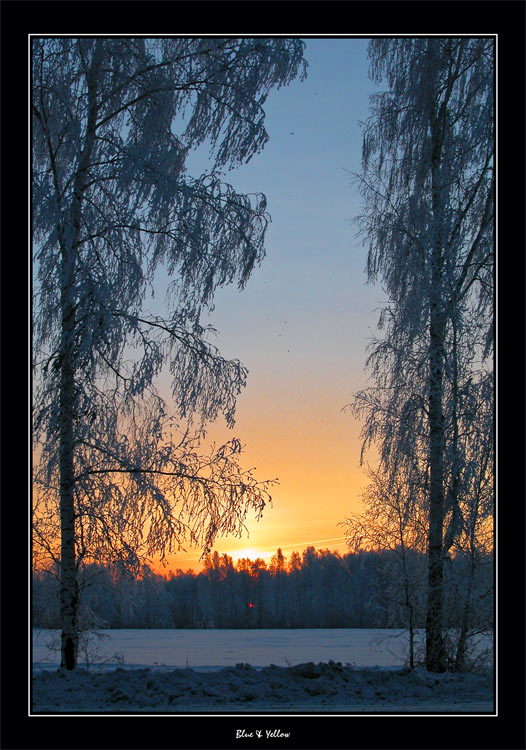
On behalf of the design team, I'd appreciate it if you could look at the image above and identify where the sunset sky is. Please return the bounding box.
[154,37,386,573]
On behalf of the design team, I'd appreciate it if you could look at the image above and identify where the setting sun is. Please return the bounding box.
[228,547,267,562]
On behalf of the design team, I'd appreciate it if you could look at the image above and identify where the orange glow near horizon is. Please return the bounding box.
[33,40,394,585]
[148,375,371,575]
[154,534,354,574]
[33,374,372,578]
[38,371,377,575]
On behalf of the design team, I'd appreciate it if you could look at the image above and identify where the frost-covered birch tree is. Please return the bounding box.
[32,37,307,669]
[349,37,494,672]
[341,465,428,668]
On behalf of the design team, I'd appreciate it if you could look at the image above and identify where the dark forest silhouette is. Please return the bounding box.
[33,546,493,635]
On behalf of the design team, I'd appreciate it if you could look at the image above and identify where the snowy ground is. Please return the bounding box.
[33,628,422,670]
[31,629,494,714]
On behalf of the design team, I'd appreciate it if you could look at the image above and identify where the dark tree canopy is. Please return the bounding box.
[32,36,307,668]
[348,38,494,672]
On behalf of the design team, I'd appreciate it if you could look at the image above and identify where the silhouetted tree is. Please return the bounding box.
[32,37,307,668]
[349,38,494,671]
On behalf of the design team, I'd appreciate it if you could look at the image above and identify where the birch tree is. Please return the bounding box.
[342,465,428,668]
[32,37,307,669]
[349,37,494,672]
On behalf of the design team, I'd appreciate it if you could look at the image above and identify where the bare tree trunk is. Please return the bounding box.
[426,298,447,671]
[402,559,415,670]
[408,603,415,671]
[454,567,473,672]
[58,40,103,669]
[59,283,78,669]
[425,66,449,671]
[455,506,480,672]
[426,277,450,672]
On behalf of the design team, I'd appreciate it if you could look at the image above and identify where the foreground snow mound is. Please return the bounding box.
[32,661,494,713]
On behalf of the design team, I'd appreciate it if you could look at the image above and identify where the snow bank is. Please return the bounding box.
[32,661,494,714]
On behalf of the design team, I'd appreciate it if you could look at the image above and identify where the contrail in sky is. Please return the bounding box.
[183,537,348,561]
[271,537,347,550]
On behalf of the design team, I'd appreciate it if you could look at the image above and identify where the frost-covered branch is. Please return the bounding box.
[346,38,494,673]
[32,37,306,669]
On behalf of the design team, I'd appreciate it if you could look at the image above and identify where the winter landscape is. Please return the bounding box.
[31,33,496,731]
[32,628,494,713]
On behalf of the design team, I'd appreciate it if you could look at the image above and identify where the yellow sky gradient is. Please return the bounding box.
[142,41,382,575]
[154,372,373,574]
[34,41,384,578]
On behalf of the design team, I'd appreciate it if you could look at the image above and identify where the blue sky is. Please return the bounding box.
[162,37,387,570]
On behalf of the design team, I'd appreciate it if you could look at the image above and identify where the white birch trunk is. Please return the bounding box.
[426,299,446,672]
[58,315,78,669]
[58,41,103,669]
[425,68,448,672]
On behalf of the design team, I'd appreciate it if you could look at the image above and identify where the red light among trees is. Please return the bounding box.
[248,602,255,608]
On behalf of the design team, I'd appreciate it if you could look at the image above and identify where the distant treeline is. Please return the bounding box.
[32,546,493,631]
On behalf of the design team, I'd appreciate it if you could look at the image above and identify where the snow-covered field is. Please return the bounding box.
[31,628,494,714]
[33,627,424,670]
